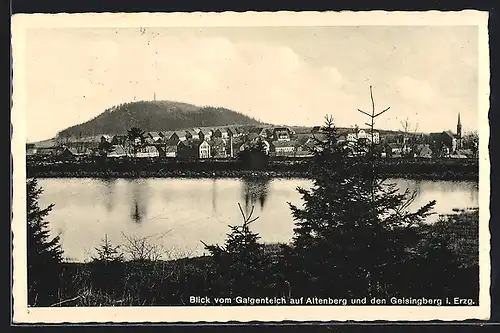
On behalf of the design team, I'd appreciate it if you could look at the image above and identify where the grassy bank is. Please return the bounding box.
[45,210,479,307]
[27,156,479,181]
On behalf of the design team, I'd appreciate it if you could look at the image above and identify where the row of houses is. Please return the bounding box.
[26,122,477,160]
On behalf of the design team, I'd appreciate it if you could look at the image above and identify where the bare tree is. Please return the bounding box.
[400,117,419,157]
[120,230,172,262]
[356,86,391,159]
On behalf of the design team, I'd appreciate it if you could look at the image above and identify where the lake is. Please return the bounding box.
[37,177,479,262]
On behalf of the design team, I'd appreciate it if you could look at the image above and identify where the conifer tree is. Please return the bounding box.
[286,116,436,298]
[91,234,124,263]
[90,234,124,295]
[202,204,271,297]
[27,178,63,306]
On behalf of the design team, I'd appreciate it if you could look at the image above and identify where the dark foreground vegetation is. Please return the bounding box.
[27,155,478,181]
[26,116,480,307]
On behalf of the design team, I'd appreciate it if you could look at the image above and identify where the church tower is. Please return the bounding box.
[456,113,462,150]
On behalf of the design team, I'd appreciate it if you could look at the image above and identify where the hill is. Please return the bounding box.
[57,100,265,137]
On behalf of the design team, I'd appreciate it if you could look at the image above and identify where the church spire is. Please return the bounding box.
[457,113,462,138]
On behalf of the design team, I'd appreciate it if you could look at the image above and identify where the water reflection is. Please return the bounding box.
[100,178,117,212]
[212,178,217,213]
[241,177,271,213]
[129,179,149,223]
[38,177,479,262]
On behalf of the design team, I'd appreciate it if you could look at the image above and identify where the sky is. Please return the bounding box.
[24,25,479,142]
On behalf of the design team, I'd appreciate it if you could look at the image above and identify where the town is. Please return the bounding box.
[26,113,478,161]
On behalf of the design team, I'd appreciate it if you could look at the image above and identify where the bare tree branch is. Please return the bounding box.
[374,107,391,118]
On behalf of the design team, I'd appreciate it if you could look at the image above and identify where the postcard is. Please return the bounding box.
[11,10,490,323]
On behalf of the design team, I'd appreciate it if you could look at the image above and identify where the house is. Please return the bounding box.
[100,135,112,143]
[418,144,433,158]
[220,128,230,139]
[107,145,128,158]
[225,127,234,138]
[198,140,211,159]
[414,144,432,159]
[357,129,368,140]
[365,131,380,144]
[147,132,162,143]
[26,143,37,156]
[311,126,321,133]
[232,127,243,138]
[346,133,357,142]
[37,147,59,156]
[135,145,160,158]
[110,134,127,145]
[193,128,205,141]
[205,129,215,139]
[456,148,474,158]
[212,129,222,139]
[163,144,178,158]
[210,138,229,158]
[248,127,263,135]
[163,131,181,144]
[185,130,194,141]
[59,148,76,159]
[295,145,314,157]
[386,143,403,158]
[173,131,188,142]
[67,146,90,156]
[258,128,273,139]
[272,140,296,156]
[273,127,292,141]
[430,131,457,156]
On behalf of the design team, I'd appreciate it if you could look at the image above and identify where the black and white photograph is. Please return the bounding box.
[11,11,490,322]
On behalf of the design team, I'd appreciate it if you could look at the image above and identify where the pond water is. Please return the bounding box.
[37,177,479,262]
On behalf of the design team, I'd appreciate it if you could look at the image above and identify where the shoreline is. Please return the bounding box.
[26,157,479,181]
[27,170,478,181]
